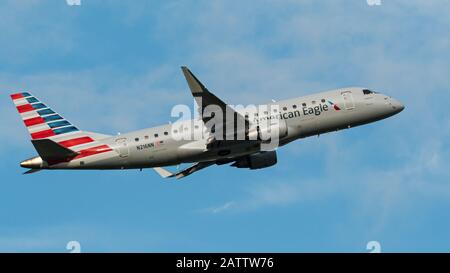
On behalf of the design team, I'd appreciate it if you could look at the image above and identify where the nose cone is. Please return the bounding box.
[20,156,43,169]
[391,99,405,114]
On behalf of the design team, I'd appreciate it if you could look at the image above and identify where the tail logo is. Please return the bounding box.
[10,92,79,139]
[328,100,341,111]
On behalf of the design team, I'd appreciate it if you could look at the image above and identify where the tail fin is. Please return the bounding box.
[10,92,112,155]
[10,92,80,140]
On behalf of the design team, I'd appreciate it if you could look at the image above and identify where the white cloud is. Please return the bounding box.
[175,0,450,231]
[2,1,449,242]
[203,126,450,236]
[0,66,189,152]
[200,201,236,214]
[0,222,165,252]
[0,224,89,252]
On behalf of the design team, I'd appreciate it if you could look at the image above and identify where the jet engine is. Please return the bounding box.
[231,151,277,169]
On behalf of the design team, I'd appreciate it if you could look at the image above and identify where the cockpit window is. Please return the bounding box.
[363,89,374,95]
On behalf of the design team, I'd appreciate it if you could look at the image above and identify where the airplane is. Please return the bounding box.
[10,66,404,178]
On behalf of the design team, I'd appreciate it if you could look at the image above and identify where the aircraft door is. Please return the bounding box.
[341,91,355,110]
[115,138,129,158]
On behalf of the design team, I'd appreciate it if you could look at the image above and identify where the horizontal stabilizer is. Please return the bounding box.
[31,139,78,162]
[23,169,42,175]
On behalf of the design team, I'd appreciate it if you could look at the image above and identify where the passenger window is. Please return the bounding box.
[312,100,316,105]
[321,99,325,103]
[302,103,306,107]
[154,133,158,138]
[144,135,149,140]
[292,105,297,109]
[135,137,139,142]
[282,107,287,111]
[164,132,168,136]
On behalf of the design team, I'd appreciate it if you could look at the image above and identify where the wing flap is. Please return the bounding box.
[153,161,215,179]
[153,167,175,178]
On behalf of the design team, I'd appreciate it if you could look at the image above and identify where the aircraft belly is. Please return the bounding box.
[48,151,125,169]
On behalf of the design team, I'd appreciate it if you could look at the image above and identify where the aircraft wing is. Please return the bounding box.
[181,66,250,145]
[153,151,275,179]
[153,161,215,179]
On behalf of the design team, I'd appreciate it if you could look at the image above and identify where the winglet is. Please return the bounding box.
[181,66,208,95]
[153,167,174,178]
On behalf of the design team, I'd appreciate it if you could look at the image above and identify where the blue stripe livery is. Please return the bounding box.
[53,126,79,135]
[31,103,46,110]
[48,120,71,128]
[37,109,55,116]
[43,114,63,122]
[26,97,39,103]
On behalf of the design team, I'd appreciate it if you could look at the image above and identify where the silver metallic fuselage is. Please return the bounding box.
[21,87,404,170]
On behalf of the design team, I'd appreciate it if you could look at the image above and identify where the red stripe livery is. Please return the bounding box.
[59,137,94,148]
[73,145,112,160]
[10,93,24,100]
[31,129,56,139]
[24,117,45,127]
[17,104,34,113]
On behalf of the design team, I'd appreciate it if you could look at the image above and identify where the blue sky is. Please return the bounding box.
[0,0,449,252]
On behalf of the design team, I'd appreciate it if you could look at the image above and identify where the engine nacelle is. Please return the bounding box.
[231,151,277,170]
[247,119,288,142]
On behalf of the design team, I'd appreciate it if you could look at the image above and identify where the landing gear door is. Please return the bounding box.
[115,138,129,158]
[341,91,355,110]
